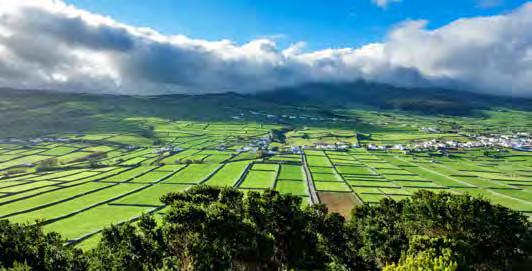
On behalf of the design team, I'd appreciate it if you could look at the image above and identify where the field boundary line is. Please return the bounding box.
[66,205,165,246]
[0,168,114,198]
[392,155,532,205]
[0,183,117,219]
[391,156,474,188]
[271,164,281,190]
[39,183,157,226]
[437,162,527,190]
[0,167,134,205]
[0,181,33,191]
[324,151,364,205]
[198,164,225,184]
[40,166,186,226]
[302,152,320,204]
[234,161,254,188]
[122,165,168,183]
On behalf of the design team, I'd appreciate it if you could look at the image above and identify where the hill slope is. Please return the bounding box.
[254,81,532,115]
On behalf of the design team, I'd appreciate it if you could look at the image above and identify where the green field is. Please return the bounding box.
[239,168,278,189]
[0,89,531,251]
[1,130,530,251]
[204,161,249,187]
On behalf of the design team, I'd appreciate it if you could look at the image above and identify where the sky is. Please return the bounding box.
[63,0,526,51]
[0,0,530,97]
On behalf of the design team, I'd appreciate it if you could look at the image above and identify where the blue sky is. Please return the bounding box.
[65,0,526,50]
[1,0,530,96]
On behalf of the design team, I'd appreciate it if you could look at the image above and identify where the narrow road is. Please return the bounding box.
[302,151,320,204]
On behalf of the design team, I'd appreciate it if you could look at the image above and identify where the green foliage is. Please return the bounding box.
[351,190,532,270]
[405,236,469,268]
[0,220,87,270]
[403,191,531,269]
[383,249,458,271]
[244,190,326,269]
[350,198,408,266]
[0,262,32,271]
[162,186,366,270]
[1,188,531,271]
[35,158,59,172]
[88,215,165,271]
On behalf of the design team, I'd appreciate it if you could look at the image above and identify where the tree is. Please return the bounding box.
[35,158,59,172]
[164,201,273,270]
[0,262,32,271]
[350,198,408,268]
[0,220,87,270]
[404,235,469,269]
[2,187,530,271]
[350,190,532,270]
[163,186,273,270]
[310,205,368,269]
[88,215,165,271]
[244,190,328,269]
[401,191,531,269]
[383,250,458,271]
[162,186,366,270]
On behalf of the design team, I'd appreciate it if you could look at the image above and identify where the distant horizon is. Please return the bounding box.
[1,79,530,101]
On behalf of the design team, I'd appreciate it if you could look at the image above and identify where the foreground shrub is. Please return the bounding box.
[1,187,530,271]
[382,250,458,271]
[0,220,87,270]
[351,190,532,270]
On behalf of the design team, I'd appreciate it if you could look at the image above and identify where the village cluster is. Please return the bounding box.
[367,132,532,152]
[0,137,72,145]
[231,111,354,123]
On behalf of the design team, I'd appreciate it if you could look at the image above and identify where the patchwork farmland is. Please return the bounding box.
[0,119,531,251]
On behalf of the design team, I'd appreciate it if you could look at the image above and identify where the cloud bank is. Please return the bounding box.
[0,0,530,97]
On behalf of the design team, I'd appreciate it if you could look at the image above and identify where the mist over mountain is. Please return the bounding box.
[0,0,530,97]
[2,79,532,119]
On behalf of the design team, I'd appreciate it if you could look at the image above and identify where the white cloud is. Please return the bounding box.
[0,0,530,97]
[372,0,402,9]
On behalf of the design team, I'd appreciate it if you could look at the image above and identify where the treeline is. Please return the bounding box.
[1,186,531,271]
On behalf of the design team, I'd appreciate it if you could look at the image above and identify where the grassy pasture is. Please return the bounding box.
[275,180,307,196]
[163,164,220,184]
[240,170,277,189]
[0,182,111,216]
[42,204,154,241]
[0,104,531,246]
[252,163,278,171]
[204,161,249,187]
[0,186,59,205]
[348,180,399,188]
[357,193,388,203]
[9,183,146,223]
[100,167,156,183]
[0,155,50,170]
[0,181,30,189]
[130,171,174,183]
[55,171,103,182]
[453,188,532,213]
[40,146,79,156]
[312,172,342,182]
[336,165,375,175]
[278,165,304,180]
[0,181,58,193]
[314,181,351,192]
[112,184,191,206]
[306,156,332,167]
